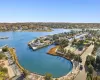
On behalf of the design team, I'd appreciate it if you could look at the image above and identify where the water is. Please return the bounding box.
[0,29,73,78]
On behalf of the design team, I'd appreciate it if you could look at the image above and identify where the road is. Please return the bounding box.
[74,45,94,80]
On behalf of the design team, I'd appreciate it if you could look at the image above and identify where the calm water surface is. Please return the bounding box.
[0,29,73,78]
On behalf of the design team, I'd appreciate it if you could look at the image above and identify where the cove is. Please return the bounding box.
[0,29,73,78]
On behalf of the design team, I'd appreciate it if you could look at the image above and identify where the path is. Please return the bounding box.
[4,60,15,78]
[74,45,94,80]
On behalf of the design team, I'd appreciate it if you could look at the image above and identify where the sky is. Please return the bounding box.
[0,0,100,23]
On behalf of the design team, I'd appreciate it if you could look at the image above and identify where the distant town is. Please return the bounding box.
[0,23,100,31]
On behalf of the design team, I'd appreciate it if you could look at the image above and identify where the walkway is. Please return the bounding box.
[74,45,94,80]
[4,60,15,78]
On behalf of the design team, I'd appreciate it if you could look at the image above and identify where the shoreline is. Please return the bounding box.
[47,54,74,78]
[7,45,75,79]
[47,45,89,79]
[3,44,86,79]
[0,29,53,32]
[47,46,74,79]
[8,47,28,73]
[26,30,88,79]
[7,46,45,79]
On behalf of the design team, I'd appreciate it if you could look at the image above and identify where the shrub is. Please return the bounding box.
[2,47,8,52]
[87,64,93,74]
[44,73,53,80]
[74,55,82,63]
[85,55,95,67]
[0,67,8,73]
[0,53,5,60]
[86,73,93,80]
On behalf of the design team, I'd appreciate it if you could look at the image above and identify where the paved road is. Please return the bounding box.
[74,45,94,80]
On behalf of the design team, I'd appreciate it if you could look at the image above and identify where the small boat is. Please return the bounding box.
[0,36,9,39]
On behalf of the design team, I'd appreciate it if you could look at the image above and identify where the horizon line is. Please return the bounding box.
[0,22,100,24]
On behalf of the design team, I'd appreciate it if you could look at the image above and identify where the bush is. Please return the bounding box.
[87,64,93,74]
[96,56,100,70]
[86,73,93,80]
[96,56,100,64]
[0,67,8,73]
[0,53,5,60]
[78,46,83,51]
[85,55,95,67]
[2,47,8,52]
[59,39,69,48]
[44,73,53,80]
[93,76,100,80]
[74,55,82,63]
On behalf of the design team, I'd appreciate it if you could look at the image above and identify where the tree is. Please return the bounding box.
[85,55,95,67]
[72,38,77,45]
[0,53,5,60]
[93,76,100,80]
[59,39,69,48]
[78,46,83,51]
[58,47,65,53]
[0,67,8,73]
[77,40,84,46]
[2,47,8,52]
[55,78,58,80]
[2,67,8,73]
[54,39,60,45]
[88,64,93,74]
[40,39,43,43]
[96,56,100,64]
[90,56,96,67]
[22,70,28,78]
[44,73,53,80]
[74,55,82,63]
[86,73,93,80]
[53,34,59,41]
[69,52,75,59]
[96,56,100,70]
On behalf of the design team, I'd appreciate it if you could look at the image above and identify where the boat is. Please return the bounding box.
[0,36,9,39]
